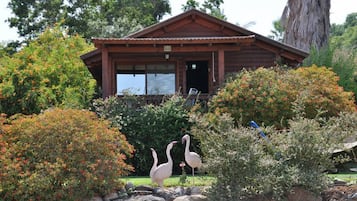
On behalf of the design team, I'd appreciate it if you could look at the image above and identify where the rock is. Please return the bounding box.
[153,188,176,201]
[117,187,130,199]
[173,187,185,196]
[173,195,208,201]
[103,192,119,201]
[334,179,348,186]
[125,182,135,192]
[189,187,202,195]
[348,192,357,199]
[126,195,165,201]
[135,185,154,192]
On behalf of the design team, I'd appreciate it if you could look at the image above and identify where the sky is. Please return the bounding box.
[1,0,356,42]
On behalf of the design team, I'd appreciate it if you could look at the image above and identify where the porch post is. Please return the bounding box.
[218,49,225,85]
[102,47,110,98]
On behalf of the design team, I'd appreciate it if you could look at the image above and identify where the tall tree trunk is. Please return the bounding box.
[282,0,330,52]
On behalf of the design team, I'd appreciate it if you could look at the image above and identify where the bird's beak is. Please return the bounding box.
[182,138,185,144]
[172,141,178,144]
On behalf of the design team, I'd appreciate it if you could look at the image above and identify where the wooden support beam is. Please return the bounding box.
[218,49,225,85]
[101,47,110,98]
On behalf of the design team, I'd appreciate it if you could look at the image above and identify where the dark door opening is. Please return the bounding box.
[186,61,208,93]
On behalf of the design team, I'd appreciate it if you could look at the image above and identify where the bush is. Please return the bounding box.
[0,108,133,201]
[209,66,356,128]
[288,65,356,119]
[190,113,274,200]
[190,109,357,201]
[210,67,296,128]
[93,94,193,175]
[303,44,357,103]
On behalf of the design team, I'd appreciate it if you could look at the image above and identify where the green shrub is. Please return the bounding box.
[93,94,193,175]
[190,109,357,200]
[209,66,356,128]
[191,112,275,200]
[0,108,133,201]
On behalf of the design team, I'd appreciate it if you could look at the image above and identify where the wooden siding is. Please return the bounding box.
[157,22,227,37]
[225,45,276,74]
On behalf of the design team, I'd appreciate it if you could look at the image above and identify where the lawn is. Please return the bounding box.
[121,174,357,187]
[328,173,357,184]
[121,175,215,187]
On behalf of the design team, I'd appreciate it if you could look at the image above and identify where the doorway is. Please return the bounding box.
[186,61,208,93]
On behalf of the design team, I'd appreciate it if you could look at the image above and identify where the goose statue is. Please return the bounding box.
[150,141,177,187]
[182,134,202,185]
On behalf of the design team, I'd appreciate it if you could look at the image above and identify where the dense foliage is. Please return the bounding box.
[209,66,356,128]
[93,94,194,175]
[191,109,357,200]
[0,26,96,115]
[182,0,226,20]
[0,108,134,201]
[191,113,271,200]
[7,0,171,40]
[330,12,357,49]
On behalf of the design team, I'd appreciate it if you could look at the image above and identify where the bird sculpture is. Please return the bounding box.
[149,148,158,180]
[182,134,202,185]
[150,141,177,187]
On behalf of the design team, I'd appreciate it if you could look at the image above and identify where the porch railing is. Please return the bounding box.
[117,93,211,106]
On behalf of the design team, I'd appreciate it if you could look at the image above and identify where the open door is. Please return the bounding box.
[186,61,208,93]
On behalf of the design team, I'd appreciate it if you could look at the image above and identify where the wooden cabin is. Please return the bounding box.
[81,9,308,101]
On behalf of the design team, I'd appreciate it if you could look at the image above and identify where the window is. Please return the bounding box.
[116,64,175,95]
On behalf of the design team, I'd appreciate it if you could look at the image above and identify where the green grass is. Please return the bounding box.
[121,174,357,187]
[120,175,215,187]
[328,173,357,184]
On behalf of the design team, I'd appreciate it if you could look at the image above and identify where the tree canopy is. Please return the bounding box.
[0,25,96,115]
[330,12,357,49]
[182,0,226,20]
[7,0,171,40]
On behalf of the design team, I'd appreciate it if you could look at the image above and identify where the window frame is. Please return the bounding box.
[116,63,176,95]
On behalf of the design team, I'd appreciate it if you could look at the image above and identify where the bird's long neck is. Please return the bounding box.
[150,150,158,178]
[166,146,173,165]
[152,152,158,168]
[185,137,190,154]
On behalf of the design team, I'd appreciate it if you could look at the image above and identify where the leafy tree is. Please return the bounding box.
[331,12,357,37]
[7,0,171,40]
[0,25,96,115]
[330,13,357,50]
[0,41,21,57]
[182,0,200,10]
[182,0,226,20]
[268,19,284,42]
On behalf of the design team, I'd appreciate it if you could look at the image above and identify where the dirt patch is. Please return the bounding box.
[322,185,357,201]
